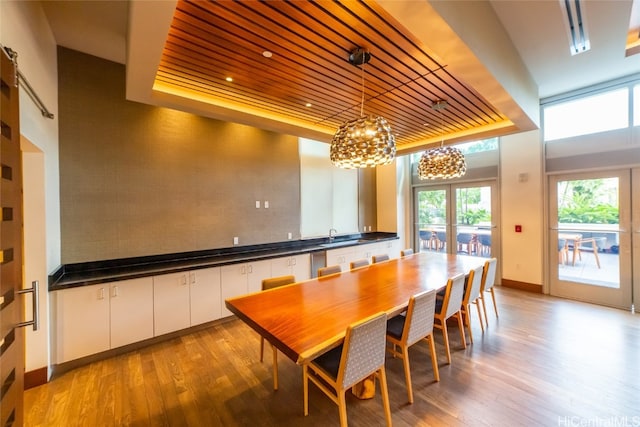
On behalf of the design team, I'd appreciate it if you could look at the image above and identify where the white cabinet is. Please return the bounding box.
[270,254,310,281]
[354,242,378,263]
[325,246,357,272]
[220,259,271,317]
[54,277,153,364]
[153,267,222,336]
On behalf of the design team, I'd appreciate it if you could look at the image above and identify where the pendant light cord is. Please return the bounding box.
[360,59,365,117]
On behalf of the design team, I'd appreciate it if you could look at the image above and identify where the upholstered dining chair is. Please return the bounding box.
[480,258,499,327]
[318,264,342,277]
[400,248,414,257]
[385,289,439,404]
[460,266,485,344]
[260,275,296,390]
[349,258,370,270]
[372,254,389,263]
[433,273,467,364]
[303,312,392,427]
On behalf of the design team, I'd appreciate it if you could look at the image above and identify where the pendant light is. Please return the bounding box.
[417,100,466,179]
[330,48,396,169]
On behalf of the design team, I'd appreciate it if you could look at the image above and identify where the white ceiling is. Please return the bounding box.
[41,0,640,140]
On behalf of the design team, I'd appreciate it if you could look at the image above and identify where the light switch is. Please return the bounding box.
[264,201,269,209]
[255,201,260,208]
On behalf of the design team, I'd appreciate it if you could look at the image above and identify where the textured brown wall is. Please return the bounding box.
[58,48,301,263]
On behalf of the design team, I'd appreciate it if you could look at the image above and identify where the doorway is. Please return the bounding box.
[549,169,636,310]
[413,180,500,263]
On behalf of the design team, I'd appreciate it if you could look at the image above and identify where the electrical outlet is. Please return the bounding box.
[288,232,292,240]
[264,201,269,209]
[255,201,260,208]
[233,236,239,245]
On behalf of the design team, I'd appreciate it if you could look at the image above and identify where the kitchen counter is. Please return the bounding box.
[48,233,398,291]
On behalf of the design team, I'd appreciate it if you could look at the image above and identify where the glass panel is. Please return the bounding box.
[455,186,492,257]
[634,84,640,126]
[544,88,629,141]
[416,189,447,252]
[557,178,620,288]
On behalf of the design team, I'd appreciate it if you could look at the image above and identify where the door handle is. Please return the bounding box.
[16,280,39,331]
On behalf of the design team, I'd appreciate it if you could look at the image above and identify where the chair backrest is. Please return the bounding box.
[481,258,498,292]
[463,266,484,304]
[350,259,370,270]
[318,265,342,277]
[372,254,389,264]
[338,312,387,388]
[400,248,414,257]
[404,289,436,346]
[262,275,296,291]
[441,273,466,319]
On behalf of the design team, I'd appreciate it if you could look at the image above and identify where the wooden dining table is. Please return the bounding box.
[225,252,487,365]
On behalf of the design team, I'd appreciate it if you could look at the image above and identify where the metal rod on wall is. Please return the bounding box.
[2,45,54,120]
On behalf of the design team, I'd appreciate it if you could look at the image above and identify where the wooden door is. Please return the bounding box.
[1,47,25,426]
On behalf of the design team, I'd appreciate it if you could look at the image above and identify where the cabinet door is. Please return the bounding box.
[190,267,222,326]
[221,264,249,317]
[291,254,311,281]
[54,284,110,363]
[270,256,293,278]
[325,248,354,272]
[153,272,191,336]
[247,259,272,294]
[110,277,154,348]
[354,242,379,264]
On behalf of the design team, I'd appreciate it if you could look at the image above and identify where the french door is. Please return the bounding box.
[549,169,637,310]
[413,180,500,263]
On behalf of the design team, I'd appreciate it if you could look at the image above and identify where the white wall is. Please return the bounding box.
[500,130,544,286]
[1,1,60,375]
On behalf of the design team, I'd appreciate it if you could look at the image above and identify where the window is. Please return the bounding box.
[543,88,629,141]
[634,84,640,126]
[409,138,498,164]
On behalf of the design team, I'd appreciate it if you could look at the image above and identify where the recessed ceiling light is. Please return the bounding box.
[225,77,233,82]
[263,51,273,58]
[305,102,312,108]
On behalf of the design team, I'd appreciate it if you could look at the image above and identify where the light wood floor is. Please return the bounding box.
[26,288,640,426]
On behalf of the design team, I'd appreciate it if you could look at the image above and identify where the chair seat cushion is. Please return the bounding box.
[312,344,343,379]
[386,314,406,340]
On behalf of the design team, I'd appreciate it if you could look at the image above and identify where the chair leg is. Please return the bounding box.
[480,293,489,328]
[456,312,467,349]
[464,305,474,344]
[378,368,392,427]
[490,288,499,317]
[427,334,440,382]
[303,365,309,416]
[440,322,452,364]
[338,390,348,427]
[401,346,413,403]
[475,301,485,332]
[272,345,278,391]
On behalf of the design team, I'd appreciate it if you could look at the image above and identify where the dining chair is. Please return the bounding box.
[460,266,485,344]
[318,264,342,277]
[260,274,296,390]
[480,258,498,327]
[433,273,467,364]
[349,258,370,270]
[385,289,439,404]
[558,238,569,264]
[400,248,414,257]
[372,254,389,263]
[303,312,392,427]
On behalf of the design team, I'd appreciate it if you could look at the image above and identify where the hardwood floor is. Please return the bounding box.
[26,288,640,426]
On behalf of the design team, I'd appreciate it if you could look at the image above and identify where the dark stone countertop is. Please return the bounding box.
[48,232,398,291]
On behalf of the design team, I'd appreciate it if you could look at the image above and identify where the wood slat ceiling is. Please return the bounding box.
[156,0,509,149]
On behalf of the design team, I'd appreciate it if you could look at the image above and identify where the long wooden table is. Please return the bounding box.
[225,252,486,365]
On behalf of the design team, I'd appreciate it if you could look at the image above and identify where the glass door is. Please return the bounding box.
[414,181,499,261]
[549,170,633,309]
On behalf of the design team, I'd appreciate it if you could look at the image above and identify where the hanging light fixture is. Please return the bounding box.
[330,48,396,168]
[417,100,466,179]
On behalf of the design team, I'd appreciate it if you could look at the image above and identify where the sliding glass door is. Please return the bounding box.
[414,181,499,261]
